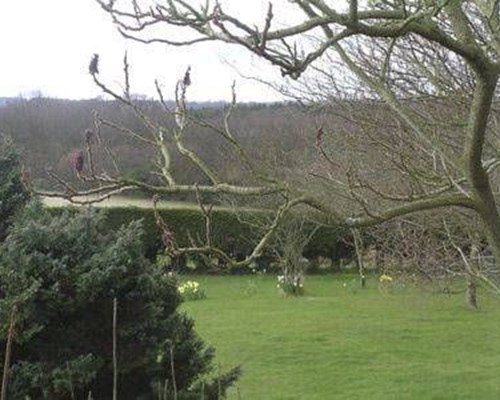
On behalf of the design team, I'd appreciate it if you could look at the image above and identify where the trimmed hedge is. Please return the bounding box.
[48,206,349,263]
[105,206,259,258]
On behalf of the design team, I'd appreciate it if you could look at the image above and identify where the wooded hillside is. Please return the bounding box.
[0,97,315,195]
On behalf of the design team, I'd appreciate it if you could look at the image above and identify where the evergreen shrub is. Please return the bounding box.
[0,134,30,241]
[0,203,239,399]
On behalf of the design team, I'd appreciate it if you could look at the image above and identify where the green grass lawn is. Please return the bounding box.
[182,274,500,400]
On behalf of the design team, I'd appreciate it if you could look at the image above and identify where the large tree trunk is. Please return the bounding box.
[465,71,500,271]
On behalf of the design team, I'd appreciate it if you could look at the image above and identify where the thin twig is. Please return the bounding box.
[1,306,17,400]
[169,342,178,400]
[113,297,118,400]
[67,361,76,400]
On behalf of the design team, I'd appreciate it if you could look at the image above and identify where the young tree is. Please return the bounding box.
[91,0,500,270]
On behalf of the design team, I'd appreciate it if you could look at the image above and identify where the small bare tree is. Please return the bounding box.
[273,214,318,295]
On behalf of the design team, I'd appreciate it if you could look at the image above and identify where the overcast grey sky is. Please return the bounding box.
[0,0,296,102]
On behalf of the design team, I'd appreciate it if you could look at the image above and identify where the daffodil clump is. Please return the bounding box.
[276,274,305,296]
[378,274,394,294]
[178,280,206,301]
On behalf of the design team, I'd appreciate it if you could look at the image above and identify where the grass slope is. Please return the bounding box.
[182,274,500,400]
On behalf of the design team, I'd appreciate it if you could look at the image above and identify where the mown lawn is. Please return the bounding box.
[182,274,500,400]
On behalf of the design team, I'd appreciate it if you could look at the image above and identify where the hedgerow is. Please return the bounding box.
[48,206,349,265]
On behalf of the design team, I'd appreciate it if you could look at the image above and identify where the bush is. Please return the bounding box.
[0,203,239,399]
[0,134,30,241]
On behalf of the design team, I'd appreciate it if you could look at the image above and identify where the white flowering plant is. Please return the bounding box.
[378,273,394,294]
[276,274,305,296]
[177,280,206,301]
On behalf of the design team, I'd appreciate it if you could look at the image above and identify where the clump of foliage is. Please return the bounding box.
[0,134,30,241]
[178,280,207,301]
[0,203,239,399]
[276,274,304,296]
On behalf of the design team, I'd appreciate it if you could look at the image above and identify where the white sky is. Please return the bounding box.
[0,0,301,102]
